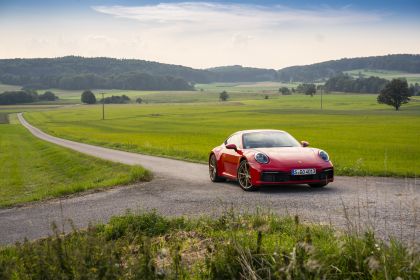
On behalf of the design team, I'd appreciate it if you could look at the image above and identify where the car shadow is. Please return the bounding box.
[221,180,337,194]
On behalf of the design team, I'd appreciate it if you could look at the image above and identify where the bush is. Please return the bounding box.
[81,90,96,104]
[279,87,291,95]
[101,95,131,104]
[219,91,229,101]
[0,90,38,105]
[39,91,58,101]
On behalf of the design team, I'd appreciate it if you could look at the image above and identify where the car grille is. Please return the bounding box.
[261,169,334,182]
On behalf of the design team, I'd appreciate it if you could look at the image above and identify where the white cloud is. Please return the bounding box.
[92,2,383,32]
[1,2,418,69]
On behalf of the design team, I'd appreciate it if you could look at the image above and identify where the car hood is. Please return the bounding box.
[251,147,326,167]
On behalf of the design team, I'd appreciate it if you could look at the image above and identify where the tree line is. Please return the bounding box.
[0,90,58,105]
[1,55,419,87]
[1,72,194,91]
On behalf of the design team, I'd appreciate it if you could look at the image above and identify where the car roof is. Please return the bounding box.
[235,129,286,135]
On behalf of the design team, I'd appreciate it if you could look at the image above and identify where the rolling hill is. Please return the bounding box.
[0,54,419,90]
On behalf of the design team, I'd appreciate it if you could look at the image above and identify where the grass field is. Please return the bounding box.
[0,211,418,279]
[0,114,151,207]
[345,69,420,84]
[25,94,420,177]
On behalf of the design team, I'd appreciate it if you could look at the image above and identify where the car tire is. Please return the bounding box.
[308,183,328,188]
[209,154,225,182]
[237,160,257,191]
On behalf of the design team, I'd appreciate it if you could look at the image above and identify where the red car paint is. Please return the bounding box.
[209,129,334,189]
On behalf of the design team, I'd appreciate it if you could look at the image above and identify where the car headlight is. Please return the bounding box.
[255,153,269,164]
[319,150,330,162]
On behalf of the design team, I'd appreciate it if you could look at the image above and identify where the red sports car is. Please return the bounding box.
[209,129,334,191]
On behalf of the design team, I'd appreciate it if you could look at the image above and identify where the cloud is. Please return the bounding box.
[92,2,383,32]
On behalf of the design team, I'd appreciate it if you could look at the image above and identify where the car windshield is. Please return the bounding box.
[242,131,301,149]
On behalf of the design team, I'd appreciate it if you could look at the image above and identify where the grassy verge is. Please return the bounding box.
[25,95,420,177]
[0,114,151,207]
[0,211,418,279]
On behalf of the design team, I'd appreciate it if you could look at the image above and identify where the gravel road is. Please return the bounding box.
[0,113,418,245]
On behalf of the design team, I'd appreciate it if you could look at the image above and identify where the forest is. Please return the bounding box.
[0,55,419,89]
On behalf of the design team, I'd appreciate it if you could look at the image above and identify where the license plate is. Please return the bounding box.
[292,168,316,175]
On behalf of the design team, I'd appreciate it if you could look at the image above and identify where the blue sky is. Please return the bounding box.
[1,0,419,68]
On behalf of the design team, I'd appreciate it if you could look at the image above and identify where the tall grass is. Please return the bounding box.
[0,211,418,279]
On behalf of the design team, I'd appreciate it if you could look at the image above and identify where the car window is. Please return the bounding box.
[225,133,242,148]
[243,131,300,148]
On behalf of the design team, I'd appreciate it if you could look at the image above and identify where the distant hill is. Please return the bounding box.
[0,54,419,90]
[0,56,207,90]
[276,54,420,82]
[207,65,278,82]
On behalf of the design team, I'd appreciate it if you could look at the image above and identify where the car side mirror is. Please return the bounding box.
[301,141,309,147]
[225,143,238,150]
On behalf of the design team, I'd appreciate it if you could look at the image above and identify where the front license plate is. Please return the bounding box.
[292,168,316,176]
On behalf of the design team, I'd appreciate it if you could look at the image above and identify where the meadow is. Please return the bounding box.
[24,94,420,177]
[345,69,420,84]
[0,211,417,279]
[0,114,151,207]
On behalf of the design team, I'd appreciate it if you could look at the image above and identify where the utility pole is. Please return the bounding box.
[101,92,105,120]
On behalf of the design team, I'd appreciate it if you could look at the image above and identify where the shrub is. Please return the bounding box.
[81,90,96,104]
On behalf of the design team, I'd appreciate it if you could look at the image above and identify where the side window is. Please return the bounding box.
[231,134,242,148]
[224,134,242,148]
[224,135,233,145]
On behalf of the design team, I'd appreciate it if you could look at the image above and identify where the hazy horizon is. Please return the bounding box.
[1,0,419,69]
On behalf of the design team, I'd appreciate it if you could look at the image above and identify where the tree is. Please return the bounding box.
[219,91,229,101]
[81,90,96,104]
[279,87,291,95]
[39,91,58,101]
[297,83,316,97]
[377,79,411,110]
[136,97,143,104]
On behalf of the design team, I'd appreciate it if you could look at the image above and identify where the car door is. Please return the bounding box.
[221,134,243,177]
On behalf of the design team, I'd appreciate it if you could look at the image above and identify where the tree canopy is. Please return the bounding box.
[324,74,388,93]
[219,91,229,101]
[377,79,411,110]
[0,90,58,105]
[0,55,419,88]
[296,83,316,96]
[81,90,96,104]
[101,95,131,104]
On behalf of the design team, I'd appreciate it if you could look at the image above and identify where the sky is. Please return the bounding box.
[1,0,419,69]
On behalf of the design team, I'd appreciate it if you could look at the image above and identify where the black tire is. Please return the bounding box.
[309,183,328,188]
[209,154,225,182]
[237,160,258,191]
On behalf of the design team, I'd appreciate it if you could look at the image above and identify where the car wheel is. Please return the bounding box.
[237,160,257,191]
[209,154,225,182]
[309,183,328,188]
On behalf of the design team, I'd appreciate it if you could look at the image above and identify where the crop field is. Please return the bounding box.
[31,82,298,104]
[25,94,420,177]
[345,69,420,84]
[0,113,8,124]
[0,83,20,93]
[0,114,150,207]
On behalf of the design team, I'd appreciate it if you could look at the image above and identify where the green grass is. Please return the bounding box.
[25,94,420,177]
[0,115,151,207]
[345,69,420,84]
[0,211,418,279]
